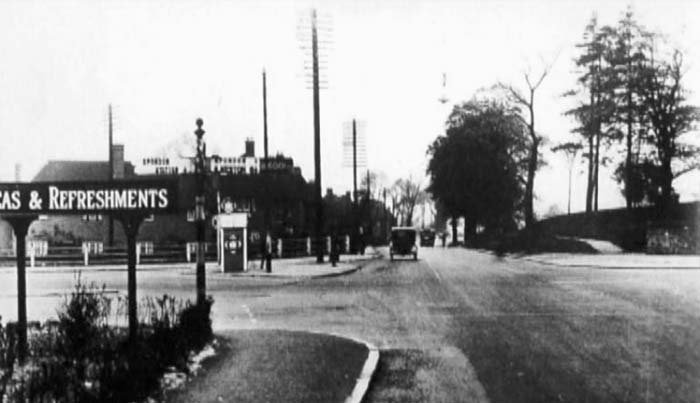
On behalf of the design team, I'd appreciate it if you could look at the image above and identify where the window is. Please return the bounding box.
[81,214,103,222]
[186,210,195,222]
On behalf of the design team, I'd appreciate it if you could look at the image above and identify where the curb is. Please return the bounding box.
[218,257,378,280]
[303,330,379,403]
[345,338,379,403]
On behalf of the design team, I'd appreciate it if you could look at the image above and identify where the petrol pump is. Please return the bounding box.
[213,211,248,273]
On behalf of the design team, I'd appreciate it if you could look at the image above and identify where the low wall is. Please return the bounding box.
[535,202,700,254]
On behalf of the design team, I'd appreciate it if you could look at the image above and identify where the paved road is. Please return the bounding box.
[2,248,700,402]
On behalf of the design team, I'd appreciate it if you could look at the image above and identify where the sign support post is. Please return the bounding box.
[6,215,36,363]
[118,214,144,341]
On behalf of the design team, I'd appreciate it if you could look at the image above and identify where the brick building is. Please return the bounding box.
[0,140,313,252]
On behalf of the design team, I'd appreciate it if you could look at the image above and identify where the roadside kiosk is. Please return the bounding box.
[213,212,248,272]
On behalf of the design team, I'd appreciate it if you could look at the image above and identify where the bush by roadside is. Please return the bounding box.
[472,228,599,256]
[0,275,214,403]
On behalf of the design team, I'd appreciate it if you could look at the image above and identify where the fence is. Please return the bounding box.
[0,235,355,267]
[246,235,351,259]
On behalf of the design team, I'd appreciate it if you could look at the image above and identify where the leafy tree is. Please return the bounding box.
[566,8,699,214]
[607,8,650,209]
[565,15,618,213]
[427,98,527,241]
[635,46,700,211]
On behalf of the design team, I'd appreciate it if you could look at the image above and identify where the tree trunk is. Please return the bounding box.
[451,216,458,245]
[524,139,539,227]
[524,90,538,228]
[594,130,600,212]
[659,151,675,215]
[585,134,594,213]
[464,217,476,246]
[625,59,634,210]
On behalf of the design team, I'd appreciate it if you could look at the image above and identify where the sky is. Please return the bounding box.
[0,0,698,216]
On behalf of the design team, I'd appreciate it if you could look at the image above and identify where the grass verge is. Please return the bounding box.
[166,329,368,403]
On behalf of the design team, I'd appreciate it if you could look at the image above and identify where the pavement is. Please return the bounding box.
[225,248,380,278]
[565,236,624,253]
[521,252,700,269]
[0,248,379,277]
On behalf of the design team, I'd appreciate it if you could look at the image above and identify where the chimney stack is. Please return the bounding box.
[112,144,125,179]
[244,138,255,158]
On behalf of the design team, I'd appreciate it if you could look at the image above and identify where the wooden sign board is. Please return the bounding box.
[0,179,178,215]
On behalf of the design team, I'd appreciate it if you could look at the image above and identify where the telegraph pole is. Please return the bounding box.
[108,104,114,247]
[352,118,358,253]
[382,188,387,243]
[263,69,269,163]
[352,119,357,203]
[311,9,324,263]
[366,170,371,242]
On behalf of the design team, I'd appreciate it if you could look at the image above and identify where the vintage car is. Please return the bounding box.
[419,229,436,247]
[389,227,418,261]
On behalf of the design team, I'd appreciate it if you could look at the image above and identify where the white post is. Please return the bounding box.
[243,228,248,272]
[186,243,191,263]
[220,230,225,273]
[83,244,89,266]
[276,238,282,258]
[326,236,331,255]
[306,237,311,256]
[345,235,350,253]
[136,242,141,265]
[29,244,35,268]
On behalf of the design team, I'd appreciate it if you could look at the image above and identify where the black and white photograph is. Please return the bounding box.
[0,0,699,401]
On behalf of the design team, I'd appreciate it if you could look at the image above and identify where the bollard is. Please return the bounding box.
[306,237,311,256]
[83,244,89,266]
[276,238,283,258]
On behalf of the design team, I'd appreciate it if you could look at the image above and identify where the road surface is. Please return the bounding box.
[1,248,699,402]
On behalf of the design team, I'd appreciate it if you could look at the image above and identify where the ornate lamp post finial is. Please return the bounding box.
[195,118,205,140]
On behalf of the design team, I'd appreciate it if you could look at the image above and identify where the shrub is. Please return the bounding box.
[0,319,18,399]
[0,276,215,403]
[179,297,214,352]
[143,295,189,372]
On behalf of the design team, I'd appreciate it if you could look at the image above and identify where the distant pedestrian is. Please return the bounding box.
[261,231,272,273]
[330,232,340,267]
[358,226,366,255]
[441,232,447,247]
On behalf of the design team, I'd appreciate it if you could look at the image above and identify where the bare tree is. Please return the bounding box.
[552,142,584,215]
[496,57,555,227]
[391,177,422,226]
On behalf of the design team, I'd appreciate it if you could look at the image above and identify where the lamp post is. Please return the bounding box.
[194,118,207,305]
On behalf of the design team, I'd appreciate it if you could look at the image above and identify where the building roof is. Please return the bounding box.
[32,161,135,182]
